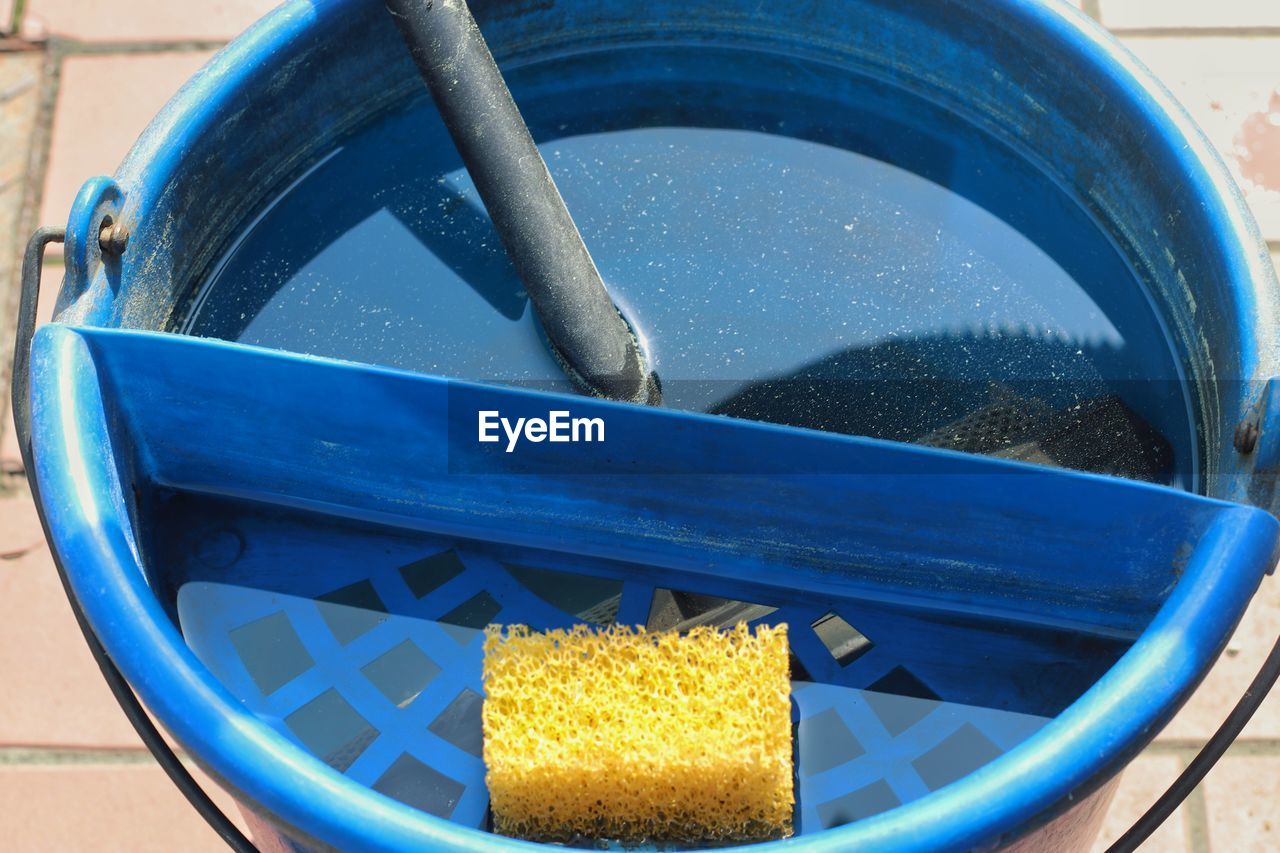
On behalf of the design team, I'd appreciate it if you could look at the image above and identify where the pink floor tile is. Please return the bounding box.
[1,409,20,471]
[1,261,64,471]
[1,761,250,851]
[1102,0,1280,30]
[0,484,41,554]
[1203,755,1280,852]
[21,0,280,43]
[1091,754,1192,852]
[39,51,216,231]
[1121,36,1280,243]
[1156,574,1280,742]
[0,491,142,748]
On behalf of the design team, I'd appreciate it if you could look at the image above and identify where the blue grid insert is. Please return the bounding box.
[176,524,1058,839]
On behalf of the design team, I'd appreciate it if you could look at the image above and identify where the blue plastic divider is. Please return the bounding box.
[59,324,1261,635]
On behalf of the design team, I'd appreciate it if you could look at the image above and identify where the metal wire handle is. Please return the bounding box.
[1105,635,1280,852]
[10,225,62,476]
[10,226,258,853]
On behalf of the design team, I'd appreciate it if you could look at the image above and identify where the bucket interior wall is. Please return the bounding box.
[177,38,1194,489]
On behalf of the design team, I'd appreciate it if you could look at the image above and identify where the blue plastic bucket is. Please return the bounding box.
[21,0,1280,850]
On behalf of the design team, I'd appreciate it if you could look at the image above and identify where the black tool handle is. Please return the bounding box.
[384,0,658,404]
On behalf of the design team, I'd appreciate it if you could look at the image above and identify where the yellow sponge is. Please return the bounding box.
[481,622,793,843]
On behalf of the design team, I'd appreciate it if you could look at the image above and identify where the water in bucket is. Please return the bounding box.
[183,44,1192,488]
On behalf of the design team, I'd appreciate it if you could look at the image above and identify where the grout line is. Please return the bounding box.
[1185,784,1212,853]
[1080,0,1103,24]
[0,44,51,468]
[1148,738,1280,755]
[0,746,165,765]
[1166,739,1214,853]
[16,45,56,235]
[46,36,228,56]
[1109,25,1280,38]
[8,0,25,37]
[0,471,32,493]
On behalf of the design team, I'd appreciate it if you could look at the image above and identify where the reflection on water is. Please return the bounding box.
[180,44,1193,486]
[197,125,1119,385]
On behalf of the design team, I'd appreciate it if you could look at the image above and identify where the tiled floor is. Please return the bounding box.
[39,50,218,229]
[1,0,1279,849]
[0,762,247,852]
[1119,34,1280,242]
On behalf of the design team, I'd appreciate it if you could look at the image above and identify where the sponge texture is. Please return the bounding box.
[482,622,793,842]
